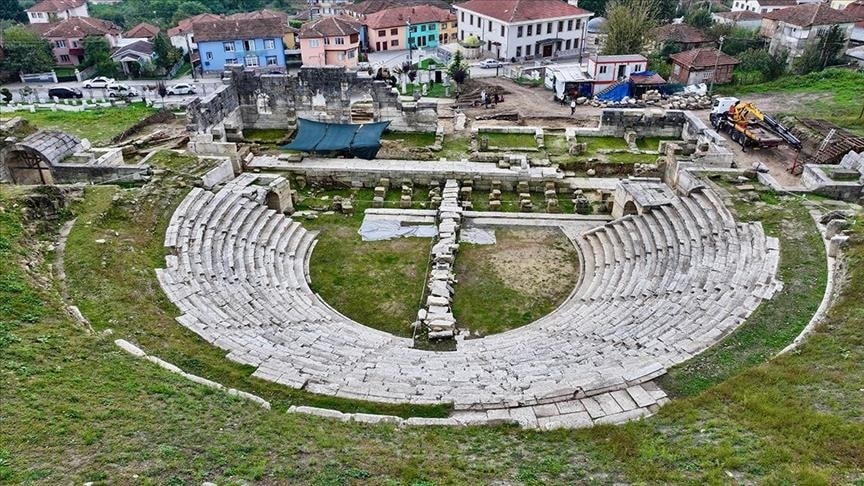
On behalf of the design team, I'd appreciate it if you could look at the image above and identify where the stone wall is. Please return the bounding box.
[187,67,438,135]
[52,163,150,184]
[800,164,863,201]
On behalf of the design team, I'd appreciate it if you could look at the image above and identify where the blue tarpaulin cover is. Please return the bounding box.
[283,118,391,160]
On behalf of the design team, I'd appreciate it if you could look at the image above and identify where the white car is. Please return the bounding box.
[107,83,140,98]
[166,83,196,96]
[479,59,503,69]
[83,76,115,89]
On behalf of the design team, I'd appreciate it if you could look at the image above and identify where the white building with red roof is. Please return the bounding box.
[26,0,88,24]
[454,0,592,62]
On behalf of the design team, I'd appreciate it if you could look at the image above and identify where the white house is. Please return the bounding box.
[167,13,223,54]
[731,0,796,14]
[26,0,88,24]
[761,3,857,61]
[712,10,764,30]
[454,0,593,62]
[586,54,647,94]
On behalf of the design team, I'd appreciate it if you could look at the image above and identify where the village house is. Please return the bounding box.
[194,16,287,72]
[299,16,363,67]
[168,13,222,54]
[712,10,764,30]
[365,5,455,52]
[586,53,648,95]
[649,23,714,52]
[31,17,121,66]
[731,0,797,14]
[761,3,857,61]
[26,0,88,24]
[120,22,159,45]
[454,0,593,61]
[669,47,739,85]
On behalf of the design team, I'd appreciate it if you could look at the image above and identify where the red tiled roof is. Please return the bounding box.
[651,23,712,44]
[124,22,160,39]
[630,72,666,84]
[670,47,740,68]
[454,0,591,23]
[844,0,864,21]
[299,16,362,37]
[754,0,796,6]
[227,8,290,24]
[34,17,120,38]
[763,3,857,27]
[26,0,84,13]
[193,16,285,42]
[365,5,455,29]
[347,0,452,15]
[167,13,222,37]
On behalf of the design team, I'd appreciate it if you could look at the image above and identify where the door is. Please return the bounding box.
[542,44,553,57]
[617,64,626,79]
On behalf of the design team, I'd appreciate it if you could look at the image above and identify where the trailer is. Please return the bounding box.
[709,97,802,152]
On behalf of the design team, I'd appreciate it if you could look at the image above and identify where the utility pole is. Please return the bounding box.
[709,35,725,96]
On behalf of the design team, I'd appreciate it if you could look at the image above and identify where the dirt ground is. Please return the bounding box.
[453,227,581,336]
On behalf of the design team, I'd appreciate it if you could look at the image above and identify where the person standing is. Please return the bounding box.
[570,99,576,116]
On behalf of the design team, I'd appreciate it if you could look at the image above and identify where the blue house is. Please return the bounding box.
[407,20,439,49]
[194,16,286,72]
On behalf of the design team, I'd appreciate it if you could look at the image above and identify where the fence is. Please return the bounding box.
[76,65,97,82]
[20,72,58,84]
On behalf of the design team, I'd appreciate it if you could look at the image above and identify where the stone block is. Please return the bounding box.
[400,195,412,208]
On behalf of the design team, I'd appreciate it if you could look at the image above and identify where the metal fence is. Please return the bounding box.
[20,72,58,84]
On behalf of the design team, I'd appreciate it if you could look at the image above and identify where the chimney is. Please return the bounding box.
[567,0,580,6]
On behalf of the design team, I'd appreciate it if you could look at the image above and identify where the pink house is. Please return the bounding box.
[299,16,362,67]
[367,24,406,53]
[31,17,121,66]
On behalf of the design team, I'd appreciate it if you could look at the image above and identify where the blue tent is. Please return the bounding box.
[283,119,391,160]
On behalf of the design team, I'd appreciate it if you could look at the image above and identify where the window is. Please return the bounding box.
[324,37,330,45]
[60,54,70,62]
[378,30,386,37]
[245,55,258,67]
[224,42,235,52]
[428,34,434,41]
[460,30,464,40]
[575,19,582,29]
[559,21,564,32]
[391,28,398,35]
[266,56,278,66]
[516,46,522,57]
[574,39,579,48]
[56,40,66,48]
[527,25,533,36]
[500,25,504,36]
[225,58,238,65]
[635,64,642,71]
[568,19,573,30]
[469,14,473,24]
[526,45,531,56]
[488,21,492,32]
[391,39,398,47]
[452,22,457,28]
[461,11,465,22]
[308,39,320,47]
[536,23,542,34]
[335,37,345,45]
[337,51,346,60]
[565,39,571,50]
[350,33,359,43]
[72,40,78,48]
[599,65,608,74]
[206,51,214,60]
[245,40,255,51]
[547,23,552,34]
[348,48,356,58]
[265,39,276,49]
[517,26,523,37]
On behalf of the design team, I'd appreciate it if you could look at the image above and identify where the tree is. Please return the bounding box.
[684,8,713,29]
[734,48,786,84]
[602,0,658,55]
[447,50,468,85]
[711,24,765,56]
[792,25,847,75]
[0,26,55,74]
[83,36,119,77]
[0,0,26,23]
[153,32,182,71]
[579,0,608,16]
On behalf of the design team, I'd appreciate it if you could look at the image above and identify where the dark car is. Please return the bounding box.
[48,87,83,99]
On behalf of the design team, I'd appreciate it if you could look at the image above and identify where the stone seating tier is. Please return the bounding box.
[157,175,781,414]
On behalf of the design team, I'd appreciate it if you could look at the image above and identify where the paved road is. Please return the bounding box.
[1,75,224,103]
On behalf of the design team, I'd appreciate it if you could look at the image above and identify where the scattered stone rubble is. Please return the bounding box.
[590,90,714,110]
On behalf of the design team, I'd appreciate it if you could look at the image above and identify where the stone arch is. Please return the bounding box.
[4,147,55,185]
[622,200,638,216]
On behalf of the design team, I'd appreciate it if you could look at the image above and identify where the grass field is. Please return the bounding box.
[2,177,863,483]
[453,228,580,336]
[11,103,157,145]
[482,132,538,149]
[381,131,436,147]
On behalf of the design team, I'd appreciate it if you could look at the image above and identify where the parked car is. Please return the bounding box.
[47,87,83,99]
[107,83,140,98]
[83,76,115,89]
[479,59,503,69]
[166,83,196,96]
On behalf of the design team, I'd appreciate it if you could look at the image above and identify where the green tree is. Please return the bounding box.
[602,0,658,55]
[579,0,608,16]
[447,50,468,85]
[684,8,713,28]
[0,26,55,74]
[734,47,786,84]
[711,24,765,56]
[172,1,211,24]
[153,32,182,71]
[0,0,26,23]
[83,36,119,77]
[792,25,847,75]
